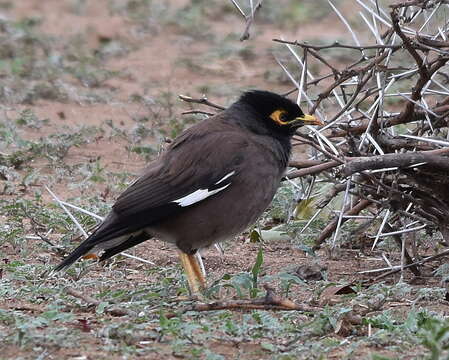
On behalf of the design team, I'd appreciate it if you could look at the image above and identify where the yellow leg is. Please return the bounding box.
[178,251,206,295]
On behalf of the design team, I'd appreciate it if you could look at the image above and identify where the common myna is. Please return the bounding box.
[55,90,323,293]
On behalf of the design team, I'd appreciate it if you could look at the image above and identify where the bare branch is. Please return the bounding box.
[273,38,401,51]
[165,285,318,318]
[344,148,449,176]
[178,94,225,110]
[66,287,134,317]
[314,199,372,250]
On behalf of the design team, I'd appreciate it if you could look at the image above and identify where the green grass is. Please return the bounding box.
[2,249,448,359]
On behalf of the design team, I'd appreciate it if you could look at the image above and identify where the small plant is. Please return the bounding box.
[15,109,49,129]
[250,247,264,298]
[417,312,449,360]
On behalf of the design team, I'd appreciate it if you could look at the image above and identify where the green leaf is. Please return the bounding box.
[295,196,317,219]
[295,244,316,256]
[249,229,261,243]
[261,342,276,352]
[259,229,292,242]
[251,247,264,288]
[96,301,108,314]
[371,355,397,360]
[204,350,225,360]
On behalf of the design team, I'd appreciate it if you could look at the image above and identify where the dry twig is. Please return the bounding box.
[166,285,317,318]
[66,287,134,317]
[178,94,225,110]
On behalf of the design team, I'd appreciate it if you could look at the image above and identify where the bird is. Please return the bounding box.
[55,90,324,294]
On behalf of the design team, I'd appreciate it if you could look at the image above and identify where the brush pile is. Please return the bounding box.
[272,0,449,272]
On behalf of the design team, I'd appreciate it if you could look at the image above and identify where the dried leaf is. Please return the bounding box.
[320,284,356,306]
[296,264,326,281]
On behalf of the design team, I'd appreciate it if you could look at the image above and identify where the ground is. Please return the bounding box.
[1,1,449,359]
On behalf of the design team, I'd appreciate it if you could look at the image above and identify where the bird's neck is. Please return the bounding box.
[230,103,292,159]
[273,136,292,169]
[225,103,293,168]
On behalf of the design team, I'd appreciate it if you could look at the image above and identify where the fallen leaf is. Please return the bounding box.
[296,263,327,281]
[320,284,356,306]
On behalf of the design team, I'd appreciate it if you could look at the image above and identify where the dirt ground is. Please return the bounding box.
[1,1,449,359]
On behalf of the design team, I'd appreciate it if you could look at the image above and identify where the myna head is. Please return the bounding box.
[236,90,324,136]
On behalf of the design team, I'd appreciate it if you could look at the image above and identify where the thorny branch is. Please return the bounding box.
[272,0,449,279]
[178,94,225,110]
[344,148,449,176]
[230,0,264,41]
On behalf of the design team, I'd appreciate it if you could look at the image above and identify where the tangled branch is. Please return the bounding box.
[272,0,449,275]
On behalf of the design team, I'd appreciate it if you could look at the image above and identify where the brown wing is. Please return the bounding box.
[73,119,250,245]
[55,119,250,270]
[112,120,249,220]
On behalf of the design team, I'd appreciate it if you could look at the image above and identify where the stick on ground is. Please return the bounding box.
[65,287,134,317]
[166,285,318,318]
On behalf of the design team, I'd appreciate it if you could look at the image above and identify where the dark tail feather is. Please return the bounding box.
[99,232,152,262]
[54,242,94,271]
[55,230,152,271]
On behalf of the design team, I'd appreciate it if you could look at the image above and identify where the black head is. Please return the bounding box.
[234,90,323,137]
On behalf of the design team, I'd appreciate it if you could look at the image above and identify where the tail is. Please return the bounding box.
[99,232,152,261]
[54,213,121,271]
[54,231,152,271]
[54,241,95,271]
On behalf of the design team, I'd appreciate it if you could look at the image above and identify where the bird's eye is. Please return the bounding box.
[269,109,289,125]
[279,112,288,122]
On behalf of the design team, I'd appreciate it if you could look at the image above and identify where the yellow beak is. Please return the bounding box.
[293,114,324,126]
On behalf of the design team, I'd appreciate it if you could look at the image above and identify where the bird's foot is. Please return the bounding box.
[178,251,207,297]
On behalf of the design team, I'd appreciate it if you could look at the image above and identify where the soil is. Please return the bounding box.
[1,1,447,359]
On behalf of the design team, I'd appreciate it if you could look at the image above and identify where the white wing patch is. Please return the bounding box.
[172,184,231,207]
[172,171,235,207]
[215,170,235,184]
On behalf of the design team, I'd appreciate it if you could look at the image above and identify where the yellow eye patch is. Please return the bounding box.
[269,109,289,125]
